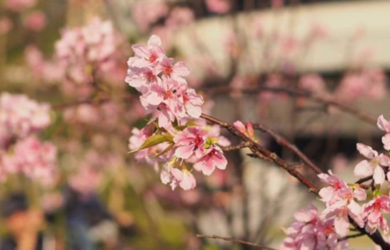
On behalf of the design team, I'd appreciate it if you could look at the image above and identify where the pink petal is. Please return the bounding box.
[353,188,367,201]
[382,134,390,151]
[377,115,390,133]
[294,210,315,223]
[214,154,227,170]
[173,61,190,76]
[132,44,149,59]
[319,186,334,203]
[171,168,183,181]
[174,144,194,159]
[140,91,163,107]
[180,171,196,190]
[373,166,385,185]
[233,121,246,134]
[354,160,373,177]
[185,103,201,118]
[379,153,390,166]
[334,216,350,237]
[356,143,377,159]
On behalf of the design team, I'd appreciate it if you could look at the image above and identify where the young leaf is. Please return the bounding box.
[130,133,173,153]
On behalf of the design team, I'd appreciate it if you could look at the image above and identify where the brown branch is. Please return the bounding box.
[201,113,319,194]
[196,234,277,250]
[221,142,251,151]
[252,122,323,174]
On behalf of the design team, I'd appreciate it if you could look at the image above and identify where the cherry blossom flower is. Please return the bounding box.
[318,171,366,236]
[354,143,390,185]
[282,205,348,250]
[193,146,227,176]
[318,171,366,207]
[159,58,190,83]
[363,195,390,234]
[174,127,208,160]
[129,35,165,68]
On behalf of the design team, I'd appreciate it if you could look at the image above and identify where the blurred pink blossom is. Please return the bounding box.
[165,7,194,28]
[131,1,168,32]
[205,0,231,14]
[1,136,57,183]
[336,69,387,102]
[299,74,327,95]
[24,11,47,31]
[25,46,64,82]
[271,0,284,9]
[282,205,348,250]
[69,165,101,198]
[54,18,126,96]
[0,93,51,149]
[4,0,36,12]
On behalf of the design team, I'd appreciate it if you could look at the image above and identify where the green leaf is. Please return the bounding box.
[130,133,173,153]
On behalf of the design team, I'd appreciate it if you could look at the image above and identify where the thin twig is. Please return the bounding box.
[196,234,277,250]
[341,232,365,241]
[356,175,373,184]
[205,85,377,125]
[252,122,323,174]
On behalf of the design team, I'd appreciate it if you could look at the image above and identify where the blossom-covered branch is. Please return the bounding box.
[126,34,390,249]
[126,35,230,191]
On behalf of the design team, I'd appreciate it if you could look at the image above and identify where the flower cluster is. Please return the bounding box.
[0,92,50,148]
[282,205,348,250]
[1,136,57,182]
[283,114,390,249]
[54,18,126,97]
[127,35,229,190]
[0,93,56,183]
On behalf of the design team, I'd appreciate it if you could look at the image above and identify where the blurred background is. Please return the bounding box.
[1,0,389,249]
